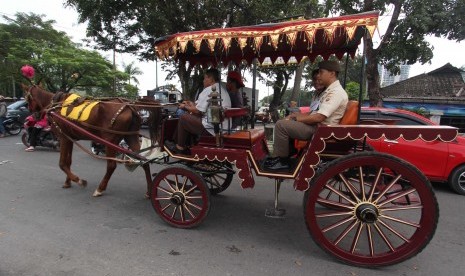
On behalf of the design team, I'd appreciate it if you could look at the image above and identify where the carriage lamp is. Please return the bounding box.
[207,86,223,124]
[207,85,223,146]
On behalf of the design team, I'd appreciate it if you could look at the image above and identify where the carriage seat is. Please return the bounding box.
[223,107,249,132]
[223,107,249,118]
[294,100,359,150]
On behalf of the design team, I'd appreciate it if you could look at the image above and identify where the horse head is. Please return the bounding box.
[21,84,53,113]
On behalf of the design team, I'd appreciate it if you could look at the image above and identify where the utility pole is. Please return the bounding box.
[113,44,117,95]
[155,59,158,88]
[11,76,16,99]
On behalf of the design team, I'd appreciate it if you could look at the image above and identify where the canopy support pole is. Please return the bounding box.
[357,31,367,124]
[251,59,257,129]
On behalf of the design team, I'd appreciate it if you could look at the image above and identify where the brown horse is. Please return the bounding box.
[22,84,162,197]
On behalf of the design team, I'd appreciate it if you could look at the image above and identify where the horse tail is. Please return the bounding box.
[134,98,162,145]
[147,107,162,144]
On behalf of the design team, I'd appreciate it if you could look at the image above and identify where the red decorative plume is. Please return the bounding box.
[21,65,35,80]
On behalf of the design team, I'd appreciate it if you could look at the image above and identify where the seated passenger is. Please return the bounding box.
[166,68,231,154]
[226,71,245,129]
[264,60,348,170]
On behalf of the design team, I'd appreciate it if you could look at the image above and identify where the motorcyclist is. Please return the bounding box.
[24,111,49,152]
[0,95,7,138]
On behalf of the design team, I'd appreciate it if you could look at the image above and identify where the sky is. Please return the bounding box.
[1,0,465,100]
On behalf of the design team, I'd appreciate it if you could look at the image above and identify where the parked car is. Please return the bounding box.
[360,107,465,195]
[6,100,30,124]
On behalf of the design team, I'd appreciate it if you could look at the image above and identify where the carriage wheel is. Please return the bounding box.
[151,166,210,228]
[304,152,438,267]
[194,162,234,195]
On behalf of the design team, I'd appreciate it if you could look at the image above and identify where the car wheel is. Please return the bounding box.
[449,165,465,195]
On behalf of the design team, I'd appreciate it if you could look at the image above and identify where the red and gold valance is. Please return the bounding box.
[154,11,379,67]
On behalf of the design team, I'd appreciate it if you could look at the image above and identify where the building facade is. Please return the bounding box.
[379,63,465,132]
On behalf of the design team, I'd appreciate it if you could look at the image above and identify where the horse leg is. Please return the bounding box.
[93,146,117,197]
[59,138,87,188]
[142,164,152,199]
[125,135,151,198]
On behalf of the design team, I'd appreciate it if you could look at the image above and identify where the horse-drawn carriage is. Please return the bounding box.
[24,11,458,267]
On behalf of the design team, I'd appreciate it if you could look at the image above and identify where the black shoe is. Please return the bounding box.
[264,157,290,171]
[164,140,190,155]
[264,156,280,166]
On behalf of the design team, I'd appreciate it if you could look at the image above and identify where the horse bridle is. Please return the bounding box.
[25,85,57,112]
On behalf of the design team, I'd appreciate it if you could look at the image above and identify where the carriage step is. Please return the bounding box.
[265,208,286,218]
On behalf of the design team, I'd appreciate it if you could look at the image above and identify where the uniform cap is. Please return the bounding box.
[227,71,245,88]
[318,60,341,72]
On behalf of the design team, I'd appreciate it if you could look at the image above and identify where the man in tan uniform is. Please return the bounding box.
[265,60,348,170]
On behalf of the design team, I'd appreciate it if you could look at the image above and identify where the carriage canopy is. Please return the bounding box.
[154,11,379,67]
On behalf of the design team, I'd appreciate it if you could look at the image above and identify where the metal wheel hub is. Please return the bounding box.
[170,192,185,205]
[458,172,465,188]
[355,203,379,224]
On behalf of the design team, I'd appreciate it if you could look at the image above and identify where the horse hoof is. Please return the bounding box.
[78,179,88,188]
[62,183,71,189]
[93,189,103,197]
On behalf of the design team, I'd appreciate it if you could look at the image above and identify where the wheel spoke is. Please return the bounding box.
[334,220,359,245]
[181,177,188,192]
[324,183,357,205]
[338,173,361,203]
[183,204,196,219]
[373,223,395,252]
[161,203,172,212]
[186,195,203,200]
[358,166,366,201]
[163,177,177,192]
[380,214,420,228]
[368,168,383,201]
[154,197,171,201]
[373,174,402,204]
[317,197,354,210]
[208,176,222,188]
[179,205,185,222]
[316,211,353,218]
[173,175,180,191]
[381,204,423,212]
[171,205,178,219]
[157,186,173,196]
[322,216,355,233]
[185,199,203,211]
[184,185,197,195]
[325,179,346,201]
[377,219,410,243]
[350,222,364,253]
[378,188,416,207]
[366,224,374,257]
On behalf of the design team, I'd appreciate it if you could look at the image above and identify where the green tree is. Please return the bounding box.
[65,0,318,102]
[122,61,142,86]
[324,0,464,106]
[0,12,133,98]
[67,0,465,107]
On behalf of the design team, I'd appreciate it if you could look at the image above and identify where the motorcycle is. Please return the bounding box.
[91,139,128,155]
[2,115,23,135]
[22,127,60,150]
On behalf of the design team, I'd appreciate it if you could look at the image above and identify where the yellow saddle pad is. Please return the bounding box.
[60,94,99,122]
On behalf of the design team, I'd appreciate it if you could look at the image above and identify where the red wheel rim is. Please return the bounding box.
[305,153,438,267]
[151,166,210,228]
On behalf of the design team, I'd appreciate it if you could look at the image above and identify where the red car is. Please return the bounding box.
[361,107,465,195]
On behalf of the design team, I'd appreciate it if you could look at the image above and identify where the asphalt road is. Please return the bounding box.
[1,134,464,276]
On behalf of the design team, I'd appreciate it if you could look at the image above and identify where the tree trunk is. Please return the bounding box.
[364,36,382,107]
[289,63,304,102]
[178,60,188,96]
[269,70,290,122]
